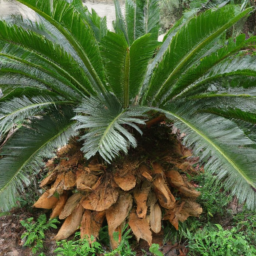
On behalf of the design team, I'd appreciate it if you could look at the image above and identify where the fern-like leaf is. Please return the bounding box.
[74,95,147,162]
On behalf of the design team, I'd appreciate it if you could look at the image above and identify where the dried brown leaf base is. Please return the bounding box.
[34,125,203,249]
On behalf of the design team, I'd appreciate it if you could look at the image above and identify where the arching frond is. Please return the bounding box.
[74,95,147,163]
[0,95,74,135]
[16,0,106,94]
[156,103,256,210]
[0,22,95,96]
[142,5,252,105]
[0,108,76,211]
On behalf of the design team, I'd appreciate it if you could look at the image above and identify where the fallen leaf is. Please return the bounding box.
[114,173,136,191]
[153,176,175,209]
[64,171,76,190]
[76,168,98,191]
[48,172,65,197]
[106,193,133,249]
[40,171,57,188]
[129,210,152,246]
[33,190,58,209]
[54,204,84,240]
[166,170,185,188]
[82,180,119,211]
[80,210,105,243]
[139,164,153,181]
[149,203,162,233]
[134,181,151,218]
[50,192,69,219]
[59,193,82,219]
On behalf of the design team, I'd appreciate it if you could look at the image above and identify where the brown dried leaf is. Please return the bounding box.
[59,193,83,219]
[48,172,65,197]
[153,176,175,209]
[64,171,76,190]
[177,200,202,222]
[139,164,153,181]
[147,193,161,233]
[33,190,58,209]
[40,171,57,188]
[129,210,152,246]
[88,164,104,172]
[50,192,69,219]
[80,210,105,242]
[152,162,164,175]
[54,204,84,241]
[114,173,136,191]
[149,203,161,233]
[166,170,185,188]
[176,162,197,174]
[82,181,119,211]
[163,202,185,230]
[134,181,151,218]
[76,168,98,191]
[106,193,133,249]
[45,159,55,170]
[178,186,201,198]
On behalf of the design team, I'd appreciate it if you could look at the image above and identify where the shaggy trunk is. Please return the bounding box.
[34,125,202,248]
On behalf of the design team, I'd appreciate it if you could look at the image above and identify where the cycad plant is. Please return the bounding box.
[1,0,256,247]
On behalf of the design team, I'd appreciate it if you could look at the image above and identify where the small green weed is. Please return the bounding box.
[149,243,164,256]
[232,207,256,247]
[187,224,256,256]
[20,214,59,255]
[54,232,103,256]
[105,225,136,256]
[191,172,232,218]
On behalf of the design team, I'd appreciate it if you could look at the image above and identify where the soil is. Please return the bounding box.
[0,208,58,256]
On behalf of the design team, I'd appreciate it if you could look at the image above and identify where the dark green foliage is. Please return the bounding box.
[20,214,59,255]
[1,0,256,212]
[187,224,256,256]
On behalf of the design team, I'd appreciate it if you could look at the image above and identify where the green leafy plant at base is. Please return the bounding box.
[187,224,256,256]
[149,243,164,256]
[191,172,233,218]
[20,214,59,255]
[54,232,103,256]
[105,225,136,256]
[232,207,256,247]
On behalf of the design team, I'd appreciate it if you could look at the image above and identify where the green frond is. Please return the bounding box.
[156,103,256,210]
[125,0,159,45]
[160,34,255,103]
[0,56,80,100]
[142,5,252,105]
[0,108,76,211]
[0,95,74,135]
[0,22,95,96]
[178,53,256,100]
[16,0,106,94]
[74,94,147,163]
[101,32,158,107]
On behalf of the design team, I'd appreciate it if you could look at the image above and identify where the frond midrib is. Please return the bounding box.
[98,110,126,151]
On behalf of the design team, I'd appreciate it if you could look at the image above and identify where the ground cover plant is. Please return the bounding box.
[1,0,256,251]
